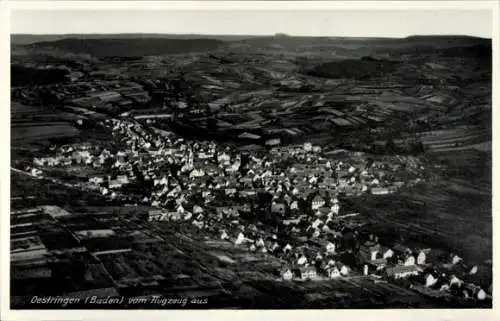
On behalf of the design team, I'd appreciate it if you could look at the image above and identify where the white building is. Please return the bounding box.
[311,195,325,210]
[425,274,438,287]
[417,251,426,265]
[404,255,416,266]
[326,242,336,255]
[235,232,246,245]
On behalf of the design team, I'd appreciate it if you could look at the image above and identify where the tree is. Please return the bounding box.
[385,135,396,154]
[410,140,425,155]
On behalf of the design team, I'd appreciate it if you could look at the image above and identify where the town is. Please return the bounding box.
[12,113,490,307]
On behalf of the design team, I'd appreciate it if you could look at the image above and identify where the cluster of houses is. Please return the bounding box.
[275,229,490,302]
[31,109,423,210]
[33,144,97,168]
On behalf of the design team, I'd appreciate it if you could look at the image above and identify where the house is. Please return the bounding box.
[227,160,241,172]
[192,220,204,229]
[281,267,293,281]
[108,177,123,189]
[451,254,463,265]
[271,242,280,253]
[240,204,251,213]
[327,266,341,279]
[311,229,321,238]
[239,190,257,198]
[450,275,464,288]
[167,212,181,221]
[101,187,109,196]
[61,158,72,166]
[425,273,439,287]
[359,242,381,261]
[33,158,45,166]
[217,152,231,164]
[225,188,237,195]
[319,177,336,189]
[297,254,308,266]
[193,205,204,214]
[311,195,325,210]
[116,175,129,184]
[404,255,416,266]
[189,169,205,178]
[296,266,317,280]
[235,232,246,245]
[417,251,427,265]
[271,202,287,215]
[476,288,487,300]
[363,264,369,276]
[338,263,350,276]
[330,203,340,215]
[381,247,394,259]
[74,229,116,240]
[283,243,293,254]
[316,207,331,217]
[30,168,43,177]
[198,151,212,159]
[464,284,487,301]
[386,265,423,279]
[367,258,388,271]
[371,187,391,195]
[179,210,192,220]
[239,177,253,187]
[266,138,281,146]
[148,209,168,221]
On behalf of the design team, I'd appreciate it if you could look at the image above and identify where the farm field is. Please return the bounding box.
[12,124,81,144]
[11,102,114,166]
[350,180,491,265]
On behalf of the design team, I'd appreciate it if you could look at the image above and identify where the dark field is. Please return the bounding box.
[352,182,491,264]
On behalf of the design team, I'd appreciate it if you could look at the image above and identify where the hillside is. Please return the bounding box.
[23,38,225,58]
[233,34,490,49]
[11,34,259,45]
[305,57,402,79]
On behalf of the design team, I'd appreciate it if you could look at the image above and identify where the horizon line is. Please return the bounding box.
[10,33,492,40]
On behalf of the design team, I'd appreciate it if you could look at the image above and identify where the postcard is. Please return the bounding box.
[1,1,498,320]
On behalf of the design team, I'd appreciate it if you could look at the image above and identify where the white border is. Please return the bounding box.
[5,1,499,11]
[1,1,499,321]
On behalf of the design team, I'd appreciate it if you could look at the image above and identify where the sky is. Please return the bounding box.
[11,9,493,38]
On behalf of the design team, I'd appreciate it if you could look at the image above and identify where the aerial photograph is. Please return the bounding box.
[8,6,493,310]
